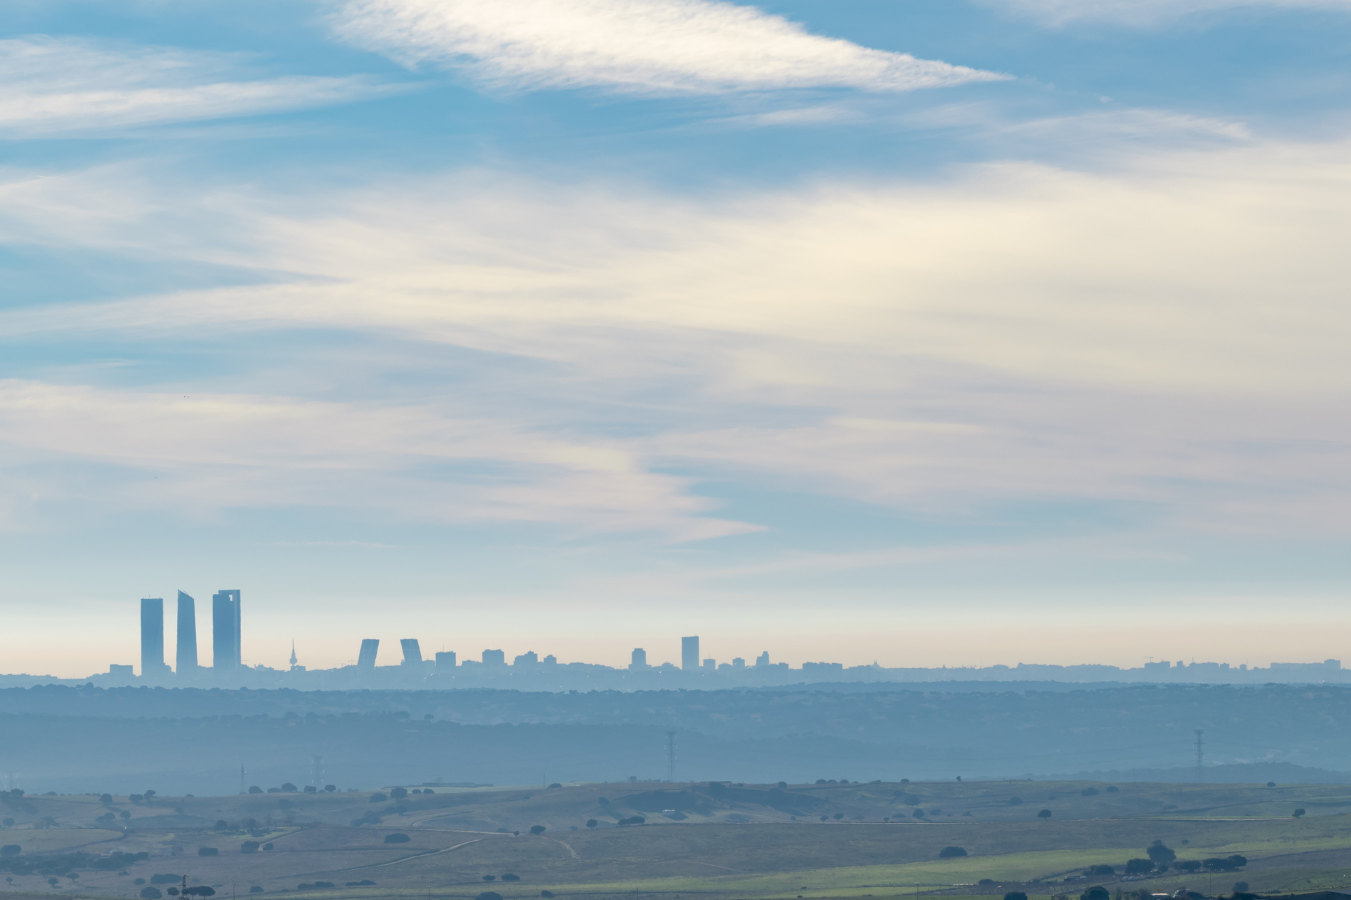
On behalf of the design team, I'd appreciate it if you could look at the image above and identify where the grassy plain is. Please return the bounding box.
[4,780,1351,900]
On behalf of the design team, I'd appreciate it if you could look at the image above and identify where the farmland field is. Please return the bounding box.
[4,780,1351,900]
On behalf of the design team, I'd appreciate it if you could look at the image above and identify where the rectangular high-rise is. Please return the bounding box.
[400,639,423,666]
[176,591,198,672]
[357,639,379,668]
[681,636,699,671]
[212,589,242,671]
[140,598,165,676]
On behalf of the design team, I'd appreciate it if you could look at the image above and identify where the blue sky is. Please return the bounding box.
[1,0,1349,676]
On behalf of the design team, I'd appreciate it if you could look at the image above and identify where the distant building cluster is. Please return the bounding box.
[130,590,244,681]
[76,595,1348,691]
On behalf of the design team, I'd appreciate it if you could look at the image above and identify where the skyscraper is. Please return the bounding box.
[212,589,241,671]
[630,648,648,669]
[681,636,699,671]
[176,591,198,672]
[140,598,165,676]
[400,638,423,666]
[357,639,379,668]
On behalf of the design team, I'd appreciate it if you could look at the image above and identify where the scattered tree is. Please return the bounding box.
[939,847,968,858]
[502,874,521,881]
[1147,841,1177,866]
[529,825,546,835]
[197,847,219,857]
[1204,856,1247,872]
[1005,893,1028,900]
[1081,887,1110,900]
[1175,861,1202,873]
[1293,809,1306,818]
[1106,786,1119,793]
[303,786,317,794]
[1124,859,1155,875]
[0,845,19,857]
[369,793,388,803]
[1038,809,1052,819]
[483,875,496,882]
[140,888,163,899]
[833,813,844,820]
[585,819,597,829]
[324,785,336,793]
[390,787,408,801]
[248,786,263,794]
[241,842,260,853]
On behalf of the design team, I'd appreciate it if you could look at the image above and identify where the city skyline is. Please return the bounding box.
[1,1,1349,676]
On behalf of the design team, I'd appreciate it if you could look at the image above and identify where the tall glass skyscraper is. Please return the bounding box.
[140,597,165,676]
[212,589,241,671]
[682,635,699,671]
[176,590,198,672]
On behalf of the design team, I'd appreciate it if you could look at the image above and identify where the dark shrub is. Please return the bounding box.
[1175,861,1202,873]
[530,825,546,835]
[250,888,263,893]
[303,786,317,794]
[483,875,496,882]
[390,787,408,800]
[1106,786,1119,793]
[369,793,387,803]
[1125,859,1155,875]
[140,889,163,899]
[1007,797,1023,806]
[1294,809,1306,818]
[280,784,297,793]
[541,892,555,898]
[502,874,520,881]
[241,842,260,853]
[248,786,263,794]
[1081,887,1110,900]
[1081,788,1099,796]
[1148,842,1177,865]
[938,847,967,858]
[384,834,410,843]
[0,846,19,858]
[1205,856,1247,872]
[1233,884,1249,893]
[1087,865,1115,876]
[197,848,218,857]
[1005,893,1029,900]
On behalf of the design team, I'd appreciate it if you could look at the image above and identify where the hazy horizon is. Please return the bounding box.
[2,0,1349,677]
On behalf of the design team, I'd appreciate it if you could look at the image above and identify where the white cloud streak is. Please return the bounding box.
[0,36,395,136]
[1,137,1350,538]
[984,0,1351,25]
[0,380,750,541]
[331,0,1006,94]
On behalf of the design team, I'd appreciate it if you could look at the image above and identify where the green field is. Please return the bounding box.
[4,780,1351,900]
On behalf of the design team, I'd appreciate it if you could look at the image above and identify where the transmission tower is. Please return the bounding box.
[665,731,676,783]
[1194,730,1205,783]
[311,755,325,788]
[240,764,246,795]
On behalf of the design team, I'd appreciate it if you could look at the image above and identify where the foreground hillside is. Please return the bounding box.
[4,780,1351,900]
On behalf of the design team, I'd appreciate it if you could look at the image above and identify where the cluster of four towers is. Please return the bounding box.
[139,590,241,676]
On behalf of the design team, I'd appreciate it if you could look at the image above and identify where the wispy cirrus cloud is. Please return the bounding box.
[331,0,1007,94]
[2,137,1351,540]
[0,379,751,541]
[0,36,398,137]
[984,0,1351,25]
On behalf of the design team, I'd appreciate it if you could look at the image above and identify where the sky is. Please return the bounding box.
[1,0,1349,677]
